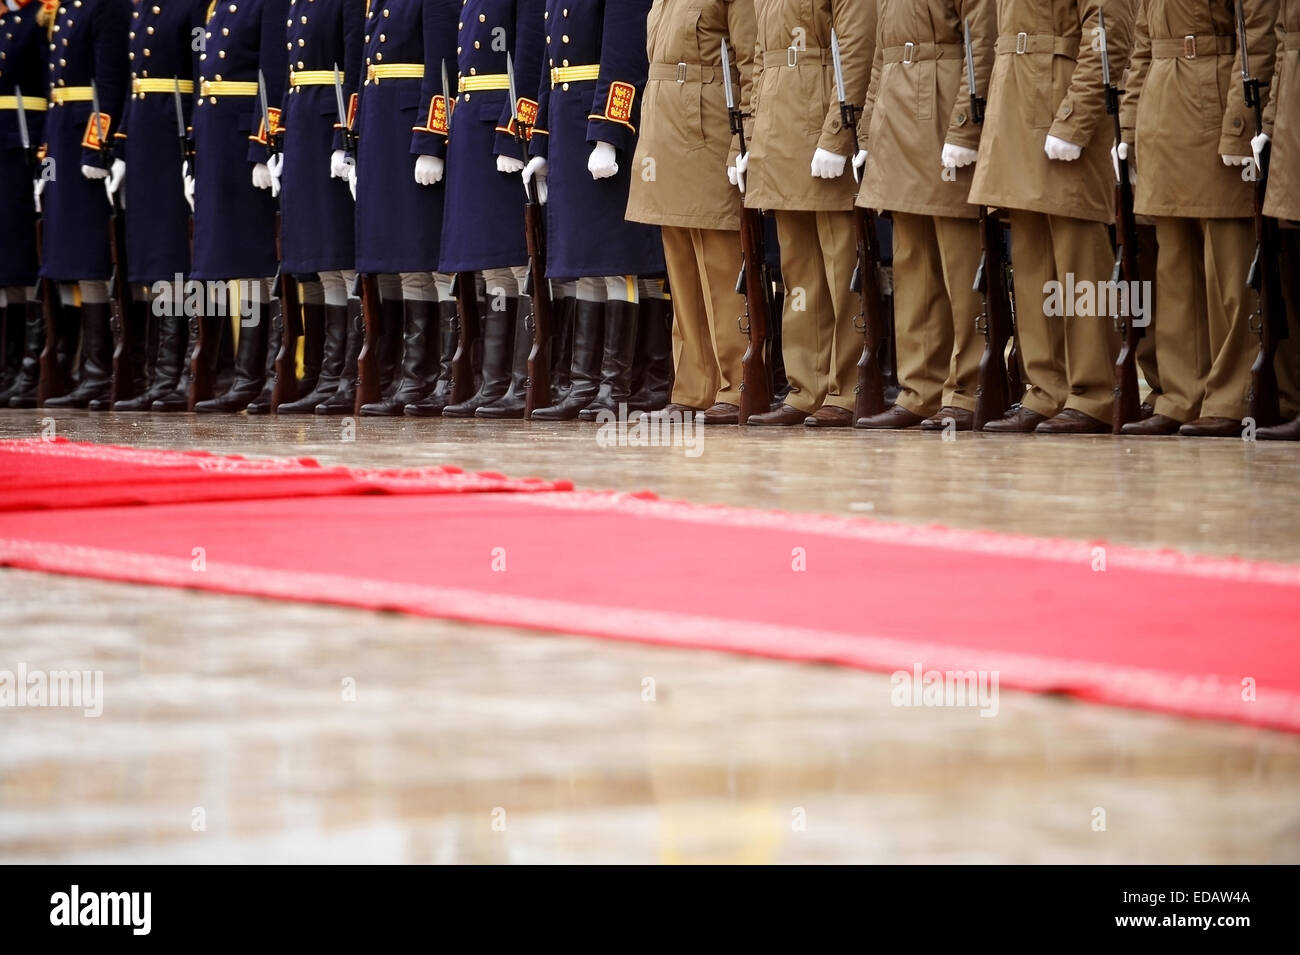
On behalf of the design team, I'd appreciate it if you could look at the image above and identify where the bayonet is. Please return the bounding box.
[15,86,30,156]
[441,58,453,127]
[172,77,190,168]
[963,19,983,124]
[830,28,848,108]
[257,69,276,154]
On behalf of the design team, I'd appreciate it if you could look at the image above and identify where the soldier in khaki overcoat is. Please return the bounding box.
[969,0,1137,433]
[1256,0,1300,440]
[1118,0,1280,437]
[626,0,758,424]
[740,0,877,427]
[854,0,997,431]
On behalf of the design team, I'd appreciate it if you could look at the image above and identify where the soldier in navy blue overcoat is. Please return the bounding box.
[105,0,208,411]
[0,0,49,408]
[39,0,131,408]
[411,0,544,420]
[524,0,666,421]
[188,0,289,412]
[270,0,364,414]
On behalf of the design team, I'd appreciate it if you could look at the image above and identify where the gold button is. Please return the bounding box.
[469,67,476,75]
[379,33,385,41]
[562,35,569,43]
[464,92,471,101]
[473,40,480,49]
[146,26,153,34]
[297,60,305,68]
[478,13,485,21]
[562,83,569,91]
[301,15,307,23]
[285,42,291,50]
[562,58,568,66]
[298,38,304,46]
[228,3,235,11]
[373,53,380,61]
[151,4,159,11]
[222,27,229,35]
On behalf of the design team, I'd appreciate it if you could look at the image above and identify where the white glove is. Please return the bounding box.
[82,163,108,180]
[729,151,749,193]
[267,152,283,197]
[183,160,195,212]
[1044,135,1083,162]
[1110,141,1136,185]
[1252,132,1270,174]
[414,154,444,186]
[347,161,357,200]
[34,176,45,213]
[1221,153,1252,167]
[811,147,847,179]
[330,149,350,180]
[107,157,126,196]
[852,148,868,181]
[940,143,978,169]
[496,154,525,174]
[522,155,548,204]
[588,140,618,180]
[253,161,275,193]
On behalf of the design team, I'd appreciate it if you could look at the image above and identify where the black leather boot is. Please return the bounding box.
[316,302,363,415]
[298,301,324,399]
[404,300,459,417]
[0,300,23,395]
[531,299,604,420]
[195,304,269,413]
[3,301,43,408]
[151,314,199,411]
[117,309,187,410]
[362,298,435,415]
[377,290,404,398]
[442,296,515,417]
[627,296,671,412]
[578,300,638,420]
[549,294,574,405]
[280,302,346,413]
[91,298,151,410]
[477,296,533,419]
[244,305,284,414]
[45,302,114,408]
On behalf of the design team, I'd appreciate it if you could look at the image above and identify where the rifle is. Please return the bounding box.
[356,272,382,408]
[1094,11,1144,432]
[722,38,774,423]
[91,82,136,405]
[441,60,480,405]
[830,30,886,422]
[259,69,300,412]
[16,89,68,404]
[506,53,553,417]
[1236,0,1286,426]
[964,20,1019,430]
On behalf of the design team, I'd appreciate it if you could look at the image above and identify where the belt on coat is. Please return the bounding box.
[365,63,423,83]
[647,62,719,83]
[459,73,508,92]
[1149,35,1235,59]
[882,42,963,64]
[0,96,46,110]
[133,78,195,95]
[759,47,832,68]
[198,79,259,96]
[289,70,339,87]
[550,64,602,86]
[994,33,1080,59]
[49,86,95,105]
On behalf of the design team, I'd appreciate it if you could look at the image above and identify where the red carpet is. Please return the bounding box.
[2,438,1298,732]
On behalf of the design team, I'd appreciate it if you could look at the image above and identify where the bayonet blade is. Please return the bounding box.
[720,38,735,111]
[332,62,348,129]
[963,19,978,101]
[14,86,29,152]
[1236,0,1252,82]
[441,58,452,123]
[257,69,273,151]
[1098,10,1112,89]
[506,51,519,126]
[173,77,186,136]
[830,29,848,106]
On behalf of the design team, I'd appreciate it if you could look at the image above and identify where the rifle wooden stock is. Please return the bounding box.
[522,200,553,418]
[1247,138,1286,427]
[1110,172,1144,432]
[184,215,215,410]
[449,271,481,406]
[34,217,69,405]
[851,206,886,422]
[106,195,135,405]
[972,207,1017,430]
[270,213,300,412]
[737,205,773,423]
[356,272,383,411]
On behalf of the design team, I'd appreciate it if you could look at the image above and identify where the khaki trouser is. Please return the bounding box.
[773,209,859,413]
[1149,216,1255,422]
[891,212,984,416]
[1135,222,1161,403]
[661,225,747,408]
[1008,211,1118,421]
[1277,227,1300,420]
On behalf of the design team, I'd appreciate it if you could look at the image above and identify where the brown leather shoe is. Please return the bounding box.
[701,401,739,425]
[1139,402,1155,420]
[1120,413,1182,436]
[855,404,926,430]
[1035,408,1109,434]
[981,406,1049,433]
[1179,416,1241,438]
[747,403,810,426]
[806,405,854,427]
[648,402,704,420]
[919,406,974,432]
[1257,415,1300,441]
